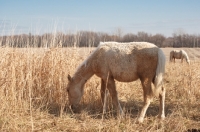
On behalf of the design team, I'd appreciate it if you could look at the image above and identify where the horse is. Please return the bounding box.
[169,50,190,64]
[66,42,166,123]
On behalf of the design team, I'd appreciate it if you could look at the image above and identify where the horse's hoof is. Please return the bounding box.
[137,117,144,123]
[117,112,124,120]
[158,115,165,120]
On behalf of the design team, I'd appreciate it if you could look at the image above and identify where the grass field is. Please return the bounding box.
[0,47,200,131]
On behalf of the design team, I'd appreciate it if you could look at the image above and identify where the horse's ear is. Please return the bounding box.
[68,74,72,82]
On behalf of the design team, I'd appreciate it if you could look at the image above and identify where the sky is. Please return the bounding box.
[0,0,200,37]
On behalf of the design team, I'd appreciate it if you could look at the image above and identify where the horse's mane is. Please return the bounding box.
[74,45,100,76]
[181,50,190,61]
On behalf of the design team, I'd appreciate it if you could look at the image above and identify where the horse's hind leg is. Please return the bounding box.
[158,86,165,120]
[138,79,153,123]
[106,77,124,117]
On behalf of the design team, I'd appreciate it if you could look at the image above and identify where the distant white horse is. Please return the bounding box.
[170,50,190,64]
[67,42,166,123]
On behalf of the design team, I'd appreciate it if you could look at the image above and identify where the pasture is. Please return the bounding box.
[0,46,200,131]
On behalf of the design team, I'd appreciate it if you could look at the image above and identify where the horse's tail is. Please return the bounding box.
[153,48,166,96]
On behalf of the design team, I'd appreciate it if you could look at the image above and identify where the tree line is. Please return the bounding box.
[0,31,199,48]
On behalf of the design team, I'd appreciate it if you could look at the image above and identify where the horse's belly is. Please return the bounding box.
[174,53,181,59]
[112,70,139,82]
[108,60,139,82]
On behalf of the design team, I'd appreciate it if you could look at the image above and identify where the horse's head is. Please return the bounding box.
[67,74,84,112]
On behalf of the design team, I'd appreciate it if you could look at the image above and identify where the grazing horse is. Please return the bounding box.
[170,50,190,64]
[66,42,166,123]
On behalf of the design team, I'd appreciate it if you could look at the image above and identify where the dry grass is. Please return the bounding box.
[0,47,200,131]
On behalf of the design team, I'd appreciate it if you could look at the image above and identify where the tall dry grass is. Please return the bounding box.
[0,46,200,131]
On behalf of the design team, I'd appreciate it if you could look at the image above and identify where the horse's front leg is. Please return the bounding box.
[106,77,124,117]
[101,79,109,114]
[100,79,106,105]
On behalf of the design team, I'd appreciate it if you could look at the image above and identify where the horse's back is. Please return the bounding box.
[94,42,159,82]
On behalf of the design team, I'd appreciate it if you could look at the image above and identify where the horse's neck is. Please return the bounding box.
[73,62,94,85]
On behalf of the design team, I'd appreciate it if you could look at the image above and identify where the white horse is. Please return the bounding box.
[67,42,166,123]
[170,50,190,64]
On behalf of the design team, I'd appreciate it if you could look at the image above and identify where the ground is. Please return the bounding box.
[0,47,200,131]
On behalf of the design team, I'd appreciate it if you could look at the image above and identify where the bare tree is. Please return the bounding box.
[151,34,165,47]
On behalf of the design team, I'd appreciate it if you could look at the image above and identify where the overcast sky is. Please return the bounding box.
[1,0,200,36]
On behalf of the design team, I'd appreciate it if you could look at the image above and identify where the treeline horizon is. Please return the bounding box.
[0,30,200,48]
